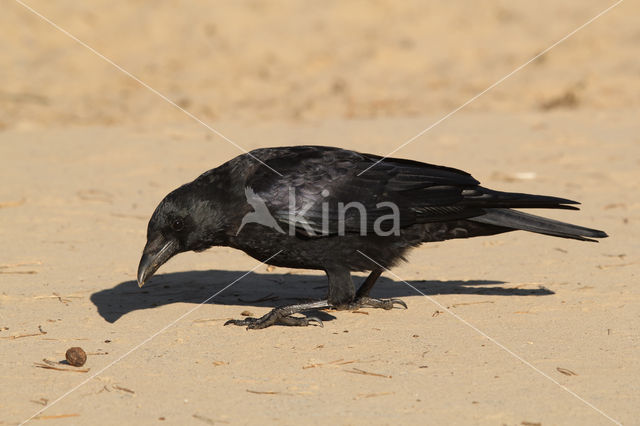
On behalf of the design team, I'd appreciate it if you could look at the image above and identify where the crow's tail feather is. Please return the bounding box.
[462,189,581,210]
[470,209,608,242]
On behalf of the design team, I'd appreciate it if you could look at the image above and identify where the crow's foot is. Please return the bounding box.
[349,296,407,310]
[224,300,328,330]
[224,313,323,329]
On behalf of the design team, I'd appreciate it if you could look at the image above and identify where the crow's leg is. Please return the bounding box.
[350,269,407,310]
[225,300,328,330]
[225,268,404,330]
[355,269,383,298]
[326,266,355,306]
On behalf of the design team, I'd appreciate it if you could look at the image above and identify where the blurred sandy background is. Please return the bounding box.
[2,0,639,129]
[1,1,639,425]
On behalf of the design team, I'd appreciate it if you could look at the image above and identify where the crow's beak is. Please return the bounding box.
[137,237,179,287]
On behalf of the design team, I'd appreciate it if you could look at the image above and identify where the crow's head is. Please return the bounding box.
[137,183,225,287]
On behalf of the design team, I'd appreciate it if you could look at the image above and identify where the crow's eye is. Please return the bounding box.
[171,218,184,232]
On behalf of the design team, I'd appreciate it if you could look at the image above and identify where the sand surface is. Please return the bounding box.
[1,1,639,425]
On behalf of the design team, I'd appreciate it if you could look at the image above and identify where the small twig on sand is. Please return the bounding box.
[344,368,391,379]
[557,367,578,376]
[192,414,229,424]
[34,359,89,373]
[113,385,135,394]
[1,328,47,340]
[0,260,41,275]
[34,414,79,420]
[354,392,394,399]
[246,389,283,395]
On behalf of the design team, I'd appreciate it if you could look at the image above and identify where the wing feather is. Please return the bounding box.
[245,146,480,236]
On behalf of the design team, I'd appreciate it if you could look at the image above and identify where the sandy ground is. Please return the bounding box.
[1,1,639,425]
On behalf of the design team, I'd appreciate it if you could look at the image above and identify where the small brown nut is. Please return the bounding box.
[65,347,87,367]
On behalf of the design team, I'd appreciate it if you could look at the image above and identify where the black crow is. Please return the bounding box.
[137,146,607,329]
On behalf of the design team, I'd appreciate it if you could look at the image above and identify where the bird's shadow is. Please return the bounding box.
[90,270,554,323]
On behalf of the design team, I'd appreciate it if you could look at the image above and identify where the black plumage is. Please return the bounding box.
[137,146,607,329]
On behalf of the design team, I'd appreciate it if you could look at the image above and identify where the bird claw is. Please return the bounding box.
[224,318,257,327]
[390,298,408,309]
[224,313,323,329]
[352,296,408,310]
[306,316,324,327]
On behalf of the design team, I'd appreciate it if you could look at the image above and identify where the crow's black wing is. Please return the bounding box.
[244,146,487,236]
